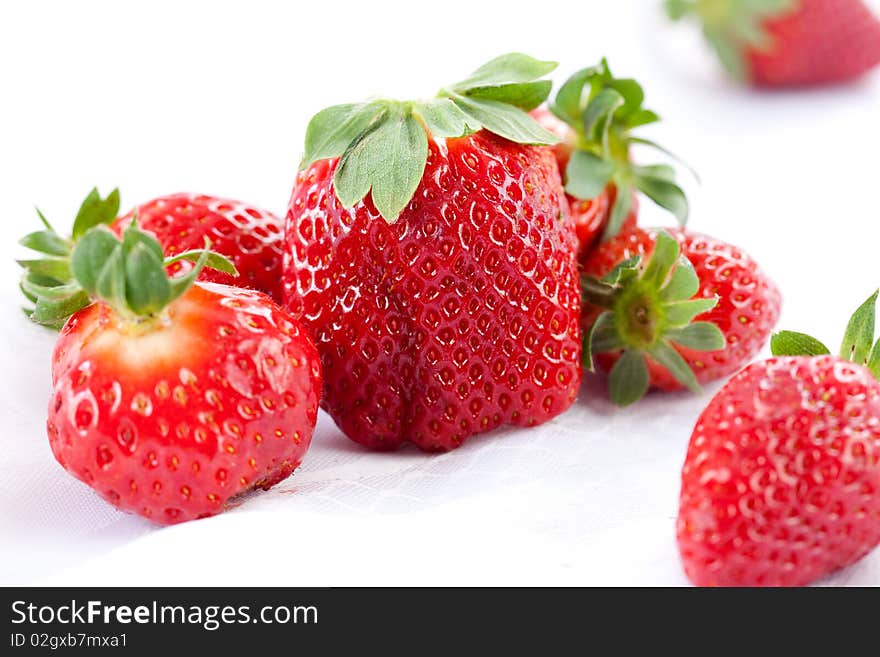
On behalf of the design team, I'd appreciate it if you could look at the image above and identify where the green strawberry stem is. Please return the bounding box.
[300,53,560,223]
[69,219,237,327]
[771,289,880,380]
[580,276,619,308]
[549,59,692,241]
[583,231,725,406]
[665,0,798,80]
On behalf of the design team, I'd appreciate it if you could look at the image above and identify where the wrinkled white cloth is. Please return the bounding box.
[5,379,880,586]
[0,367,722,586]
[2,0,880,586]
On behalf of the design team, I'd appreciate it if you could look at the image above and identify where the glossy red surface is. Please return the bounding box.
[283,132,582,451]
[48,283,321,524]
[114,193,285,303]
[678,356,880,585]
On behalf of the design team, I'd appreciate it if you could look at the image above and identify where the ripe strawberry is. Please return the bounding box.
[18,189,284,329]
[532,108,638,254]
[283,54,582,451]
[113,193,285,303]
[666,0,880,87]
[47,221,321,524]
[678,291,880,585]
[536,60,689,255]
[581,227,780,405]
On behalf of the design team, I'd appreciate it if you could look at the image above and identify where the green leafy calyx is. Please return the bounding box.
[18,188,120,329]
[771,290,880,380]
[582,231,724,406]
[18,188,236,329]
[664,0,798,80]
[549,58,691,241]
[300,53,560,223]
[70,219,236,324]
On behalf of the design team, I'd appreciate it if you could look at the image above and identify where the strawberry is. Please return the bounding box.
[113,193,285,303]
[18,189,284,329]
[532,108,638,254]
[580,227,780,405]
[536,60,689,255]
[47,221,321,524]
[283,54,582,451]
[666,0,880,87]
[678,291,880,586]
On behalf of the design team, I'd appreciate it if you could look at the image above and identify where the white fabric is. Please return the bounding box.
[2,0,879,586]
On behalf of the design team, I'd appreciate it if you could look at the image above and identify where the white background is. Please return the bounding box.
[1,0,879,586]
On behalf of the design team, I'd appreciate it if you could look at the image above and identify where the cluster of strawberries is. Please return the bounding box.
[17,0,880,587]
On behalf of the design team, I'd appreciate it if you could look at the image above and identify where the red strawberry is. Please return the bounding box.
[569,187,638,256]
[678,292,880,585]
[667,0,880,87]
[18,189,284,330]
[282,54,582,451]
[113,193,285,303]
[532,108,638,254]
[537,60,689,255]
[46,221,321,524]
[581,227,780,405]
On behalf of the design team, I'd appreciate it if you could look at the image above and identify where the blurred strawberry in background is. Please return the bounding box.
[666,0,880,87]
